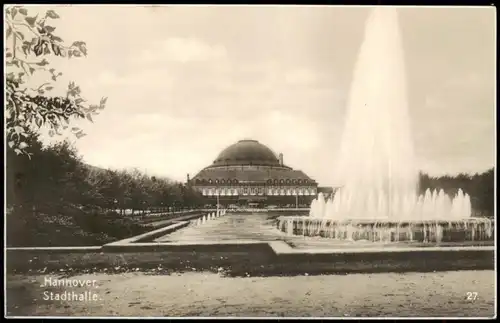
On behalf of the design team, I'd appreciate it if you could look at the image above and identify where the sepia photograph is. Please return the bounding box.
[4,4,496,318]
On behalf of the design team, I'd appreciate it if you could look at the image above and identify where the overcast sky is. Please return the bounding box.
[18,5,495,185]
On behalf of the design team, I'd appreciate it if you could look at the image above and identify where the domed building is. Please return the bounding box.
[188,139,319,207]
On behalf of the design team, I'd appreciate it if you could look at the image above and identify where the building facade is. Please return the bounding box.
[188,139,319,207]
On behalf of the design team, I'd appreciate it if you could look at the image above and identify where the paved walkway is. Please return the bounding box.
[156,213,287,242]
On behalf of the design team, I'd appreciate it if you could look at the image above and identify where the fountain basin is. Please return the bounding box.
[277,216,494,244]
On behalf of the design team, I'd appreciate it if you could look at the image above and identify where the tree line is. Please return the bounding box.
[6,133,205,218]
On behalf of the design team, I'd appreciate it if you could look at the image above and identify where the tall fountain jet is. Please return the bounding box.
[333,7,417,220]
[337,7,416,193]
[311,7,472,221]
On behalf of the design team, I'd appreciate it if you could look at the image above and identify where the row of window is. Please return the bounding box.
[201,187,317,196]
[195,178,310,185]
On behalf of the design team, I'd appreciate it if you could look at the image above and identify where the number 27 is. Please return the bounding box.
[466,292,478,301]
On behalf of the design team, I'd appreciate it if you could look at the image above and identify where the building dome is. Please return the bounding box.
[210,139,281,167]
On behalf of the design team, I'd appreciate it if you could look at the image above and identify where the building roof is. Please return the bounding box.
[211,139,284,167]
[192,166,316,184]
[191,139,317,185]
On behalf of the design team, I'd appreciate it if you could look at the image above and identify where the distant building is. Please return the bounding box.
[188,139,322,207]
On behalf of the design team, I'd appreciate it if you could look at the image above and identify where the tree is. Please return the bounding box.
[5,5,107,157]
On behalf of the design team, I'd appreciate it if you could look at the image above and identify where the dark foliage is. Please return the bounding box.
[6,134,204,247]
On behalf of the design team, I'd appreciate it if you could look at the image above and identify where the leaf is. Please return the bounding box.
[8,141,15,148]
[36,58,49,66]
[6,27,12,39]
[52,36,63,42]
[15,32,24,40]
[72,41,85,47]
[19,8,28,15]
[14,149,22,155]
[45,86,54,91]
[48,130,55,137]
[12,7,18,18]
[86,113,93,122]
[49,68,55,73]
[71,127,80,132]
[75,132,86,139]
[29,67,35,75]
[19,142,28,149]
[100,97,108,105]
[79,45,87,56]
[44,26,56,33]
[46,10,60,19]
[6,53,12,58]
[25,16,37,27]
[88,104,99,112]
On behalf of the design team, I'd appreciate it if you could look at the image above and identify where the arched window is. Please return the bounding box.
[215,179,219,184]
[208,179,212,184]
[274,179,278,184]
[292,179,297,184]
[286,179,291,184]
[221,179,225,184]
[280,179,284,184]
[298,179,302,184]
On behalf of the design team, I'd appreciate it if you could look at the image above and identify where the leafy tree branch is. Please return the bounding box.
[5,5,107,158]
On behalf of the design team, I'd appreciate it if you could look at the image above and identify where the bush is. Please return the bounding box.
[6,205,148,247]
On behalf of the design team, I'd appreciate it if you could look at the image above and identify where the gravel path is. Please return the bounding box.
[7,270,495,317]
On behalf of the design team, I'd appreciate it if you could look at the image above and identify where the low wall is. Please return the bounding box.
[260,244,495,276]
[103,221,190,249]
[6,241,494,276]
[138,210,203,225]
